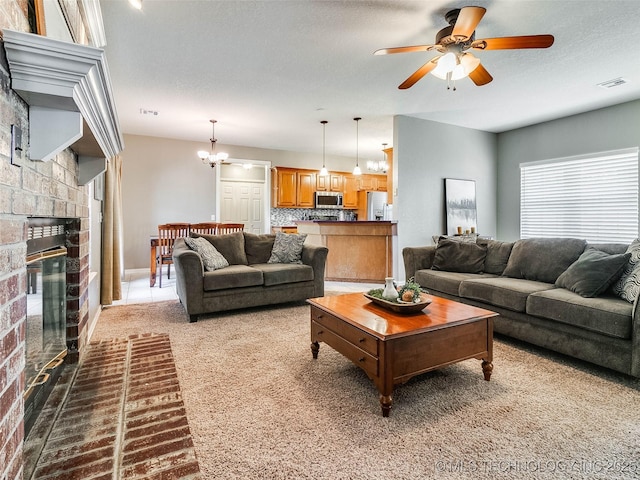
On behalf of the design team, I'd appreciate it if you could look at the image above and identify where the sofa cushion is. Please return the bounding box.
[268,232,307,264]
[611,238,640,303]
[250,263,314,286]
[415,269,496,296]
[502,238,587,283]
[459,277,555,312]
[184,236,229,271]
[527,288,633,339]
[555,247,630,298]
[476,239,514,275]
[193,231,248,265]
[244,232,276,264]
[203,265,263,291]
[432,239,487,273]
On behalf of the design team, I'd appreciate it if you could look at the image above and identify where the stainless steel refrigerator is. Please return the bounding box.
[357,191,388,220]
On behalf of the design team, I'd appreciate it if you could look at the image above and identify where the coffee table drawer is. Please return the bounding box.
[312,310,378,356]
[312,321,378,377]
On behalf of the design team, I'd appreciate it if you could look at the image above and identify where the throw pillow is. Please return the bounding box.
[243,232,276,264]
[432,239,487,273]
[184,236,229,271]
[555,248,631,298]
[191,231,248,265]
[435,235,477,245]
[477,238,514,275]
[268,232,307,264]
[611,238,640,302]
[502,238,587,284]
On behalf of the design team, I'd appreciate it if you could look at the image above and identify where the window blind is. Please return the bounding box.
[520,147,639,243]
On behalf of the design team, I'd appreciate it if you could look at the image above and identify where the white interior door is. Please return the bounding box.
[219,181,264,233]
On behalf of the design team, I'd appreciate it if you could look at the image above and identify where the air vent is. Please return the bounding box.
[597,77,629,89]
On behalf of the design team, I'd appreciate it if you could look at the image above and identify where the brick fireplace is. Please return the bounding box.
[1,4,123,478]
[0,151,90,479]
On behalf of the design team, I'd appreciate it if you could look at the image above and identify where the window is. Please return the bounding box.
[520,147,639,243]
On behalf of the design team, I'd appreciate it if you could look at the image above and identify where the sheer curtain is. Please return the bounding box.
[101,155,123,304]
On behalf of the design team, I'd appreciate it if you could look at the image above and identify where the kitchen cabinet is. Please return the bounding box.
[358,174,387,192]
[297,170,316,207]
[342,174,359,209]
[273,168,297,207]
[316,173,343,192]
[358,174,375,191]
[273,166,386,210]
[272,167,316,208]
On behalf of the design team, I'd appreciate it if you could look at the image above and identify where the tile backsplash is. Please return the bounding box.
[271,208,357,225]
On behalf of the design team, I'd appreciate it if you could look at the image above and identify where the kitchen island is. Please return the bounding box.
[296,220,397,283]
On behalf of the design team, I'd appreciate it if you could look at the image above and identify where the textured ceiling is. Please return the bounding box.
[101,0,640,162]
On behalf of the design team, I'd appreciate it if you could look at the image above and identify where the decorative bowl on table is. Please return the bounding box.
[363,292,432,313]
[364,277,431,313]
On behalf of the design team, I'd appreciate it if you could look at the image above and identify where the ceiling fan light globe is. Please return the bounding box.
[461,53,481,73]
[431,52,457,79]
[439,52,457,72]
[451,64,467,81]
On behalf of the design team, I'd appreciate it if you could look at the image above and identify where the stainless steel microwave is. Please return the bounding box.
[315,191,343,209]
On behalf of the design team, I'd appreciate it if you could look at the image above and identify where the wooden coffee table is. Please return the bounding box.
[308,293,498,417]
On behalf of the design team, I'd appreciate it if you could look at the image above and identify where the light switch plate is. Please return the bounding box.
[10,124,22,167]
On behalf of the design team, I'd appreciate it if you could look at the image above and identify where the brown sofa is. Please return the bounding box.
[173,231,328,322]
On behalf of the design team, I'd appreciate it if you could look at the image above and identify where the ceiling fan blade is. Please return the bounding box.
[468,63,493,86]
[374,44,436,55]
[471,34,554,50]
[398,57,439,89]
[451,6,486,41]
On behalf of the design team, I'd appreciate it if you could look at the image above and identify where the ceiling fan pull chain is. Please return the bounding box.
[446,71,456,91]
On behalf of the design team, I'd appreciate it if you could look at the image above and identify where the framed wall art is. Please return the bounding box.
[445,178,477,235]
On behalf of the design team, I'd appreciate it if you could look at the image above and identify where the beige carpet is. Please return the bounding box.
[93,299,640,479]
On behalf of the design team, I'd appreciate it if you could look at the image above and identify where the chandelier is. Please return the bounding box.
[198,119,228,168]
[367,143,390,173]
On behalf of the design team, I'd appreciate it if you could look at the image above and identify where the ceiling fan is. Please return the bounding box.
[374,6,554,90]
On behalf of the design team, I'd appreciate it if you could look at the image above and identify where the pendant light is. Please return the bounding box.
[198,119,229,168]
[319,120,329,176]
[353,117,362,176]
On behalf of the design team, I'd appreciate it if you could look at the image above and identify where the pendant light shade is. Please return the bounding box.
[353,117,362,176]
[319,120,329,176]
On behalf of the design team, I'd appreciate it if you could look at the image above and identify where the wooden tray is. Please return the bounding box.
[363,293,432,314]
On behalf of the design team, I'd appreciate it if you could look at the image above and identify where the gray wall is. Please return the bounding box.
[121,133,362,269]
[497,99,640,241]
[395,116,498,281]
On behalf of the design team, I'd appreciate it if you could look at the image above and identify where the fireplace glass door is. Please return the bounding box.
[25,247,67,435]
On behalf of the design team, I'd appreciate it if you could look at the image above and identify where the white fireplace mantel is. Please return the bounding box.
[3,29,123,184]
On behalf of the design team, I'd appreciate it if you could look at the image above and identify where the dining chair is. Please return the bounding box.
[217,223,245,234]
[189,222,220,235]
[157,223,190,287]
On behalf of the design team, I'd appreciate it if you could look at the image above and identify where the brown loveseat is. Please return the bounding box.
[173,231,328,322]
